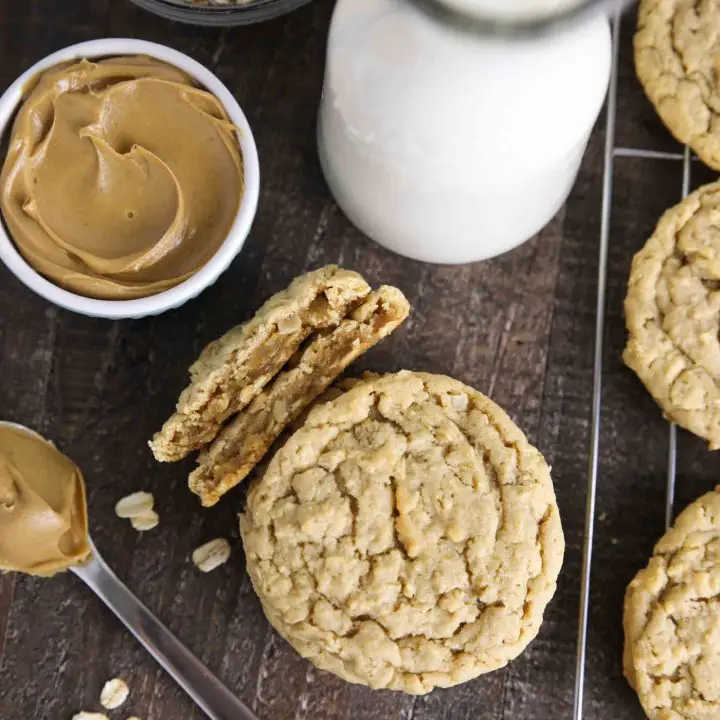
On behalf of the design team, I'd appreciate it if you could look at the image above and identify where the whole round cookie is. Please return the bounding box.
[624,181,720,448]
[623,487,720,720]
[635,0,720,169]
[240,371,564,693]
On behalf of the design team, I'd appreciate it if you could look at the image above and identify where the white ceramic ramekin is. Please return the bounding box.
[0,39,260,319]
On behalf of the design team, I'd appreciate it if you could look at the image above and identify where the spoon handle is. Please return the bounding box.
[71,549,259,720]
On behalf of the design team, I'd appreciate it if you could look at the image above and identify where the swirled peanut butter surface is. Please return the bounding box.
[0,424,90,575]
[0,56,244,299]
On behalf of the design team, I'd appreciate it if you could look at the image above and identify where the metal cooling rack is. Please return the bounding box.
[571,9,692,719]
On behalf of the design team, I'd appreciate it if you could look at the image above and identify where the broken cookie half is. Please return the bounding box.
[189,287,409,506]
[149,265,371,462]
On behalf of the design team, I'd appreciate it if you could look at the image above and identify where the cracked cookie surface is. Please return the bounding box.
[240,371,564,694]
[189,287,409,507]
[624,181,720,448]
[149,266,370,462]
[623,487,720,720]
[635,0,720,169]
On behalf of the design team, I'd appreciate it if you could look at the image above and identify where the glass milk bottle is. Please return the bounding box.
[317,0,614,264]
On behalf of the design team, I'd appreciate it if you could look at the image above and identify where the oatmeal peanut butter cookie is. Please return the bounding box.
[149,266,370,462]
[189,288,409,507]
[635,0,720,169]
[240,371,564,693]
[623,487,720,720]
[624,181,720,448]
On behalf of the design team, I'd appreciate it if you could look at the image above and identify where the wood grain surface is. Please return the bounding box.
[0,2,713,719]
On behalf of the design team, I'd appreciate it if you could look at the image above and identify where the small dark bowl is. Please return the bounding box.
[129,0,315,27]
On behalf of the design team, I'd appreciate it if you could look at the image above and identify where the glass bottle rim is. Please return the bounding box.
[406,0,625,36]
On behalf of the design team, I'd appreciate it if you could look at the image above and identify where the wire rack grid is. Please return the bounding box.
[570,8,692,720]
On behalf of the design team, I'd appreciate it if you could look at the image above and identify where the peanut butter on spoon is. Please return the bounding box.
[0,423,90,575]
[0,420,259,718]
[0,421,259,720]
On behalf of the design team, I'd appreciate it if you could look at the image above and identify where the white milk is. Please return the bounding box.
[317,0,611,264]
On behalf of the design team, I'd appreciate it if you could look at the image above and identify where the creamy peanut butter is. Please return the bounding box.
[0,56,244,300]
[0,424,90,575]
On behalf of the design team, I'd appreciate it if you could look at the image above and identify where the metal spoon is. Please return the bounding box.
[0,421,259,720]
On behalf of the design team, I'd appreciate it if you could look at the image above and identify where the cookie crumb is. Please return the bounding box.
[192,538,231,572]
[130,510,160,532]
[115,492,154,519]
[72,713,110,720]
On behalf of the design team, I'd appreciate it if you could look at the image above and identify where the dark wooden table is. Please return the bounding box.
[0,3,716,719]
